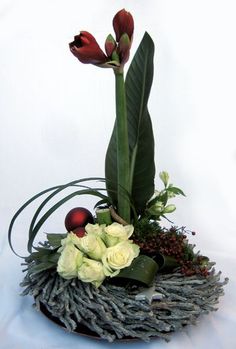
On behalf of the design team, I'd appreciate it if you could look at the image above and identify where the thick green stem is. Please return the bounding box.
[114,70,130,223]
[96,208,112,225]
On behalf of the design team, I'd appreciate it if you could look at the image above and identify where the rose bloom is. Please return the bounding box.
[102,240,140,277]
[60,231,81,247]
[77,258,106,288]
[77,233,106,261]
[104,222,134,247]
[57,243,83,280]
[85,223,105,239]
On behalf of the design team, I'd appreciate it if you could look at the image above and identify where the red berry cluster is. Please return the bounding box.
[134,224,209,277]
[156,228,187,261]
[180,256,209,277]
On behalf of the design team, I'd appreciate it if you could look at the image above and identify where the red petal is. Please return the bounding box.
[69,31,108,65]
[70,44,107,64]
[113,9,134,42]
[80,31,98,44]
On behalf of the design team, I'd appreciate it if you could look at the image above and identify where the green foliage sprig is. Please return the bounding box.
[24,233,66,273]
[145,171,185,221]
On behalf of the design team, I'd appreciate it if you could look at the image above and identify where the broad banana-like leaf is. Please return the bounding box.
[105,32,155,214]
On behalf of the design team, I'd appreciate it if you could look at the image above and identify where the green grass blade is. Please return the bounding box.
[28,188,109,253]
[8,185,60,257]
[28,180,108,244]
[8,177,105,257]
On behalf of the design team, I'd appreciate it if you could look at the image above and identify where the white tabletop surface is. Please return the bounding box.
[1,1,236,348]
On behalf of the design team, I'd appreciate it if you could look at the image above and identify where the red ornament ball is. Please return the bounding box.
[65,207,94,231]
[73,226,86,238]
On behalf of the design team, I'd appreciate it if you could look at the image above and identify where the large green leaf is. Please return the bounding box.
[105,32,155,214]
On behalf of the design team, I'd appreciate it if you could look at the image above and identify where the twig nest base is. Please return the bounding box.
[21,264,228,342]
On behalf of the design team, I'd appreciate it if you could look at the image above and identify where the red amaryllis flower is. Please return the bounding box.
[113,9,134,42]
[69,31,108,65]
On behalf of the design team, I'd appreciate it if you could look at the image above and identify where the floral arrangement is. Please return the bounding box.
[8,9,228,342]
[57,223,139,287]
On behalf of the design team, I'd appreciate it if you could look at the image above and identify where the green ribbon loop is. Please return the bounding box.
[154,253,179,271]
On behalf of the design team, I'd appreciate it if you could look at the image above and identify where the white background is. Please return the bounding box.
[1,1,236,348]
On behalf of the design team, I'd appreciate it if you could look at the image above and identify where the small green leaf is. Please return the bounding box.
[30,262,56,273]
[146,195,159,208]
[167,186,186,196]
[30,248,53,258]
[25,247,60,270]
[146,190,168,208]
[47,252,60,264]
[29,247,59,262]
[47,233,67,248]
[158,191,169,206]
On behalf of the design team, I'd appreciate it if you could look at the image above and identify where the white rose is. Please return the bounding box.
[59,232,81,250]
[104,222,134,247]
[85,223,105,239]
[102,240,140,277]
[77,258,106,288]
[57,243,83,280]
[77,233,106,261]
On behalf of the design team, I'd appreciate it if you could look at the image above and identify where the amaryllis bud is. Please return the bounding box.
[117,33,131,65]
[113,9,134,42]
[105,34,117,57]
[69,31,108,65]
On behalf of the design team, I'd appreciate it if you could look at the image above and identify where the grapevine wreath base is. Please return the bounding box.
[21,259,228,342]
